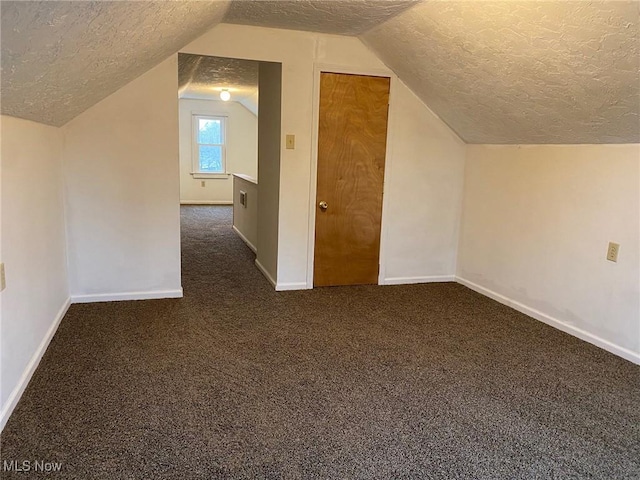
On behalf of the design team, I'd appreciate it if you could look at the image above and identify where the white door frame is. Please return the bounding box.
[305,63,398,289]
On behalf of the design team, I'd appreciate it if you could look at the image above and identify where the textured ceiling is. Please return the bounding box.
[224,0,419,36]
[178,53,259,115]
[1,1,230,126]
[363,1,640,144]
[2,0,638,143]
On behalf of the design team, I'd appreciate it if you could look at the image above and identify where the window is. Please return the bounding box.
[192,115,227,176]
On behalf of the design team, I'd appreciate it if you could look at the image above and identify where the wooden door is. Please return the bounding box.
[314,72,390,287]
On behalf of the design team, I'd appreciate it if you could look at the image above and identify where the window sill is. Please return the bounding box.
[191,173,230,179]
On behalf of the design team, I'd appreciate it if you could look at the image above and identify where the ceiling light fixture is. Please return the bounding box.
[220,89,231,101]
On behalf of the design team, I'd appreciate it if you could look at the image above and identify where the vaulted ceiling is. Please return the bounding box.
[1,0,638,144]
[178,53,259,115]
[0,1,230,126]
[178,54,259,100]
[224,0,419,35]
[363,1,640,144]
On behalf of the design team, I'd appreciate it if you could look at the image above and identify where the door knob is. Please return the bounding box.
[318,201,328,211]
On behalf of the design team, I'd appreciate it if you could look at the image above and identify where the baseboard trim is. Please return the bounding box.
[71,289,183,304]
[0,297,71,432]
[455,276,640,365]
[383,275,456,285]
[276,282,310,292]
[232,225,257,253]
[254,259,276,288]
[180,201,233,205]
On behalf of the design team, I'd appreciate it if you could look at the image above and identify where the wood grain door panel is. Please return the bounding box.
[314,72,390,287]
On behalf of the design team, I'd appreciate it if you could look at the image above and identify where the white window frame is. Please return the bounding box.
[191,114,228,179]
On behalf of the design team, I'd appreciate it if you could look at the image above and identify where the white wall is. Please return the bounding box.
[179,98,257,204]
[182,24,466,289]
[381,80,466,284]
[457,144,640,363]
[1,115,70,429]
[56,24,465,295]
[63,57,182,302]
[232,175,258,252]
[256,61,282,285]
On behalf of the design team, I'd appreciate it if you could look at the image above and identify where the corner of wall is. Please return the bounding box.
[1,116,71,431]
[455,144,640,364]
[453,143,470,277]
[0,298,71,432]
[61,55,181,299]
[59,123,73,298]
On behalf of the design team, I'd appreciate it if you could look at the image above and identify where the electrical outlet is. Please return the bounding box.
[0,263,5,291]
[606,242,620,262]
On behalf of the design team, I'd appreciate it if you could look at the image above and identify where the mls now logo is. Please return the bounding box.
[3,459,63,473]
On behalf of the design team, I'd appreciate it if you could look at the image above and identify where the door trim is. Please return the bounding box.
[306,64,397,289]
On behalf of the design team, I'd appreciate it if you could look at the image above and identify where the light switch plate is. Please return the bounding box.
[0,263,5,291]
[606,242,620,262]
[286,134,295,150]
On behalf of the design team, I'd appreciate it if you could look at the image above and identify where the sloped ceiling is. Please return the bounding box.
[178,53,259,115]
[363,1,640,144]
[1,0,639,144]
[224,0,419,35]
[1,1,230,126]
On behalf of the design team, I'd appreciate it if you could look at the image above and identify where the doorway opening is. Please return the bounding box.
[177,53,282,291]
[177,53,259,207]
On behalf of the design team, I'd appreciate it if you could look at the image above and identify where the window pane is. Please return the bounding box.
[199,146,223,173]
[198,118,222,144]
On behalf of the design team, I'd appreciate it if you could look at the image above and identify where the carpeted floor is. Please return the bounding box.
[1,205,639,479]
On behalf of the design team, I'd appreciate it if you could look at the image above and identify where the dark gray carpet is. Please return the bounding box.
[1,205,638,479]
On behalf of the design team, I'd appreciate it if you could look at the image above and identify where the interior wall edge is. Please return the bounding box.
[0,297,71,432]
[456,276,640,365]
[382,275,456,286]
[180,201,234,205]
[275,282,311,292]
[255,259,277,288]
[232,225,257,253]
[70,289,184,304]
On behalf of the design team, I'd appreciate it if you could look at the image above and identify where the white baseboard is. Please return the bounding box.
[383,275,455,285]
[71,289,183,304]
[0,297,71,432]
[276,282,310,291]
[455,276,640,365]
[254,259,276,288]
[232,225,257,253]
[180,201,232,205]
